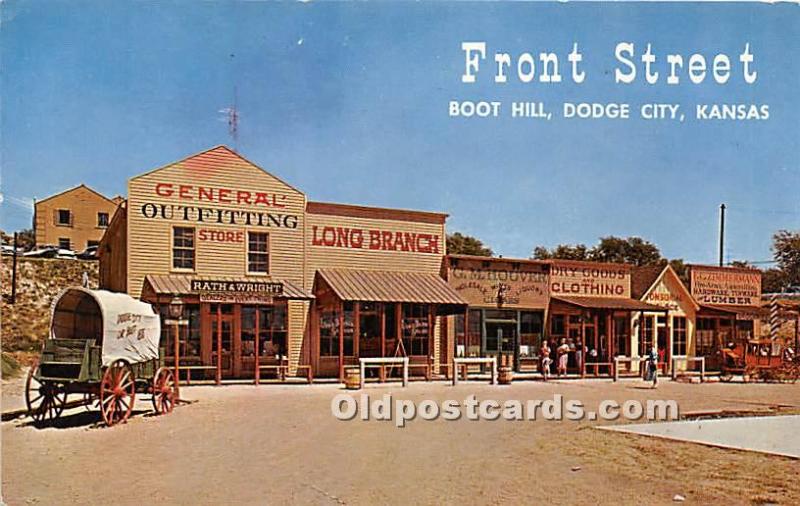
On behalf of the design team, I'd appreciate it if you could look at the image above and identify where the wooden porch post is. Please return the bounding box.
[215,304,222,385]
[606,312,612,377]
[664,309,671,374]
[353,302,361,361]
[254,307,260,385]
[592,313,599,376]
[396,302,402,352]
[380,303,386,382]
[580,315,586,378]
[428,305,435,380]
[173,320,180,397]
[463,308,469,357]
[338,301,344,382]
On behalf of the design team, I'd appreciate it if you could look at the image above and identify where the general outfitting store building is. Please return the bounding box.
[99,146,465,381]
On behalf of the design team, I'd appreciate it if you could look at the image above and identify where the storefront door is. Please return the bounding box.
[485,320,517,366]
[211,304,235,378]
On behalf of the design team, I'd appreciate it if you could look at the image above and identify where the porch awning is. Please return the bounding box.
[552,296,665,312]
[698,304,767,320]
[315,269,467,306]
[142,274,313,300]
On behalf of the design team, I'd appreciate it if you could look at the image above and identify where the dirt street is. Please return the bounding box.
[2,379,799,505]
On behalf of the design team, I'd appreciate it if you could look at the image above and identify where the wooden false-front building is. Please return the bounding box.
[442,255,550,371]
[688,264,764,371]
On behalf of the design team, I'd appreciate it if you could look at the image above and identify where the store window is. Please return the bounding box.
[402,303,430,356]
[172,227,195,270]
[454,309,482,357]
[57,209,71,226]
[673,317,687,356]
[319,311,339,357]
[159,305,201,361]
[696,318,716,356]
[241,304,287,358]
[640,316,654,354]
[550,314,565,337]
[97,212,109,227]
[519,312,543,357]
[247,232,269,274]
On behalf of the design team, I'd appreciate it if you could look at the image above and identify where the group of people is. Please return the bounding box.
[538,338,594,380]
[538,338,659,388]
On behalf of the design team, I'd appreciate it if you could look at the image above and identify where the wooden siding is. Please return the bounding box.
[98,205,128,292]
[126,146,307,298]
[304,211,446,289]
[288,300,309,374]
[34,185,119,250]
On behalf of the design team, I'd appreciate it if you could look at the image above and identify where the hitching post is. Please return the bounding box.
[169,296,185,400]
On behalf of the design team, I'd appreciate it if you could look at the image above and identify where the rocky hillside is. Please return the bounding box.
[1,257,99,353]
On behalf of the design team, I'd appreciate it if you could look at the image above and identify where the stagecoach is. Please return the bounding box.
[720,336,799,383]
[25,287,177,426]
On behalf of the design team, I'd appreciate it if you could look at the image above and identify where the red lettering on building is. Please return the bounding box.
[312,225,439,254]
[153,182,287,208]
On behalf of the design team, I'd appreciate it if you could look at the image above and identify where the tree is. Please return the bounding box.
[533,236,663,266]
[667,258,689,285]
[772,230,800,290]
[446,232,493,257]
[762,268,790,294]
[532,244,590,260]
[591,236,662,266]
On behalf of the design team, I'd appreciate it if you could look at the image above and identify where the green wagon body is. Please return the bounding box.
[36,338,163,386]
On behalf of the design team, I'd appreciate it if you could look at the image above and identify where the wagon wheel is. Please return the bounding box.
[25,360,68,423]
[151,367,176,415]
[99,360,136,426]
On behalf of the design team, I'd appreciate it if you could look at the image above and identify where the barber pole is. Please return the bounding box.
[769,293,780,341]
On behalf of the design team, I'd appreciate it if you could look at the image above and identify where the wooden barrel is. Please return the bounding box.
[345,368,361,390]
[498,366,513,385]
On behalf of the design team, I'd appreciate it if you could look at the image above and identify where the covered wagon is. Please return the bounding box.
[26,287,177,426]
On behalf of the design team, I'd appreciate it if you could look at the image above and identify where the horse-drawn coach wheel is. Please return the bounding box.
[25,359,68,423]
[99,360,136,427]
[151,367,176,415]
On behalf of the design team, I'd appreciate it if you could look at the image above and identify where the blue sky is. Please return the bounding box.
[1,1,798,265]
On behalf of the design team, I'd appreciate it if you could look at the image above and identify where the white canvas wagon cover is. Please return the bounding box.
[50,287,161,367]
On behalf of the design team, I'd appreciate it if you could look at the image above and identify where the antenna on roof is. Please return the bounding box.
[219,53,240,150]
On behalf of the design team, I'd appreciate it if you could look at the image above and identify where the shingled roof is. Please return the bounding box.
[630,265,667,300]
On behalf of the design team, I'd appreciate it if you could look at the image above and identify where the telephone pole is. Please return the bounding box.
[718,203,726,267]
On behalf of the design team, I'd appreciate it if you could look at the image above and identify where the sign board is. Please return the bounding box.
[198,293,275,305]
[690,266,761,307]
[549,261,630,298]
[644,279,684,312]
[447,260,549,308]
[190,279,284,296]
